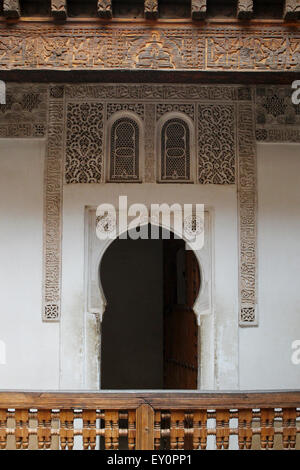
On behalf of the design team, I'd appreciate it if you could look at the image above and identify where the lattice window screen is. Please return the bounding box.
[160,118,190,181]
[109,117,140,181]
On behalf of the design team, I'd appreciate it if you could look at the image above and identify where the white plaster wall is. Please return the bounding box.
[239,143,300,389]
[61,183,239,390]
[0,139,60,389]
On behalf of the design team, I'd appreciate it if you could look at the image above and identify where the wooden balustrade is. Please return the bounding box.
[0,391,299,450]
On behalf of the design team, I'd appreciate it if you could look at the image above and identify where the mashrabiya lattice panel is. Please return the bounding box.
[65,102,103,184]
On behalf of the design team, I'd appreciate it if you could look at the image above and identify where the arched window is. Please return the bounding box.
[109,117,140,181]
[160,118,191,181]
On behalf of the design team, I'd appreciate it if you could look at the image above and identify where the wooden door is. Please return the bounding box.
[163,238,200,389]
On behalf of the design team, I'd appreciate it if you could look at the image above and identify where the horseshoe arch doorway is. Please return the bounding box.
[99,225,201,390]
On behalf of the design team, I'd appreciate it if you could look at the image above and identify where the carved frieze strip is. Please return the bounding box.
[42,85,65,322]
[65,84,252,101]
[237,1,253,20]
[237,100,258,326]
[144,0,159,20]
[51,1,67,20]
[97,0,112,19]
[192,1,207,20]
[256,128,300,142]
[0,83,47,138]
[284,0,300,20]
[0,25,299,71]
[3,0,20,18]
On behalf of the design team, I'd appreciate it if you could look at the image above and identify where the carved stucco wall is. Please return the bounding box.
[3,83,299,328]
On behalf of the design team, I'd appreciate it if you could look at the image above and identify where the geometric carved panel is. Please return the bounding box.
[256,86,300,142]
[65,102,103,184]
[198,104,235,184]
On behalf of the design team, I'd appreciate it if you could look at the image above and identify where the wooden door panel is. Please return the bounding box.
[163,239,200,390]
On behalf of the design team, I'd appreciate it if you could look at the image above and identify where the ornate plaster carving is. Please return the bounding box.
[65,102,103,184]
[0,84,47,138]
[198,104,235,184]
[284,0,300,20]
[106,103,145,121]
[156,103,194,121]
[43,86,65,321]
[237,101,258,326]
[3,0,20,18]
[0,25,299,71]
[256,86,300,142]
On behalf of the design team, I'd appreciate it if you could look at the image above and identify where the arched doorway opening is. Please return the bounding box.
[99,225,200,390]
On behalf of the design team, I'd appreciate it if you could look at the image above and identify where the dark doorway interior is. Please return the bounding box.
[100,226,200,390]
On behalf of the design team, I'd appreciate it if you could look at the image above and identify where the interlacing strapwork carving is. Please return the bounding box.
[160,118,191,182]
[198,105,235,184]
[3,0,20,18]
[238,102,258,325]
[43,86,65,321]
[65,103,103,184]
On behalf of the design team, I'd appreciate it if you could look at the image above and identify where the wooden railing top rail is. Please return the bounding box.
[0,390,300,409]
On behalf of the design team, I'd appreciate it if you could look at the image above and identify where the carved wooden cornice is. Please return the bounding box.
[51,0,67,20]
[191,0,207,20]
[3,0,20,18]
[97,0,112,19]
[284,0,300,20]
[237,0,253,20]
[0,23,299,72]
[144,0,158,20]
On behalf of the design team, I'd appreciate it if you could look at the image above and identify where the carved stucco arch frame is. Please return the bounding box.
[105,110,145,183]
[155,111,196,183]
[85,208,214,389]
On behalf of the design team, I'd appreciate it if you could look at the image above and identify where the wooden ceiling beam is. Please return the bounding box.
[237,0,253,20]
[51,1,67,20]
[191,0,207,20]
[3,0,20,18]
[144,0,158,20]
[97,0,112,19]
[284,0,300,20]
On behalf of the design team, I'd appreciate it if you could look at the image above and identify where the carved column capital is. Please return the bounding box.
[237,0,253,19]
[51,0,67,20]
[3,0,20,18]
[144,0,159,19]
[191,0,206,20]
[97,0,112,19]
[284,0,300,20]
